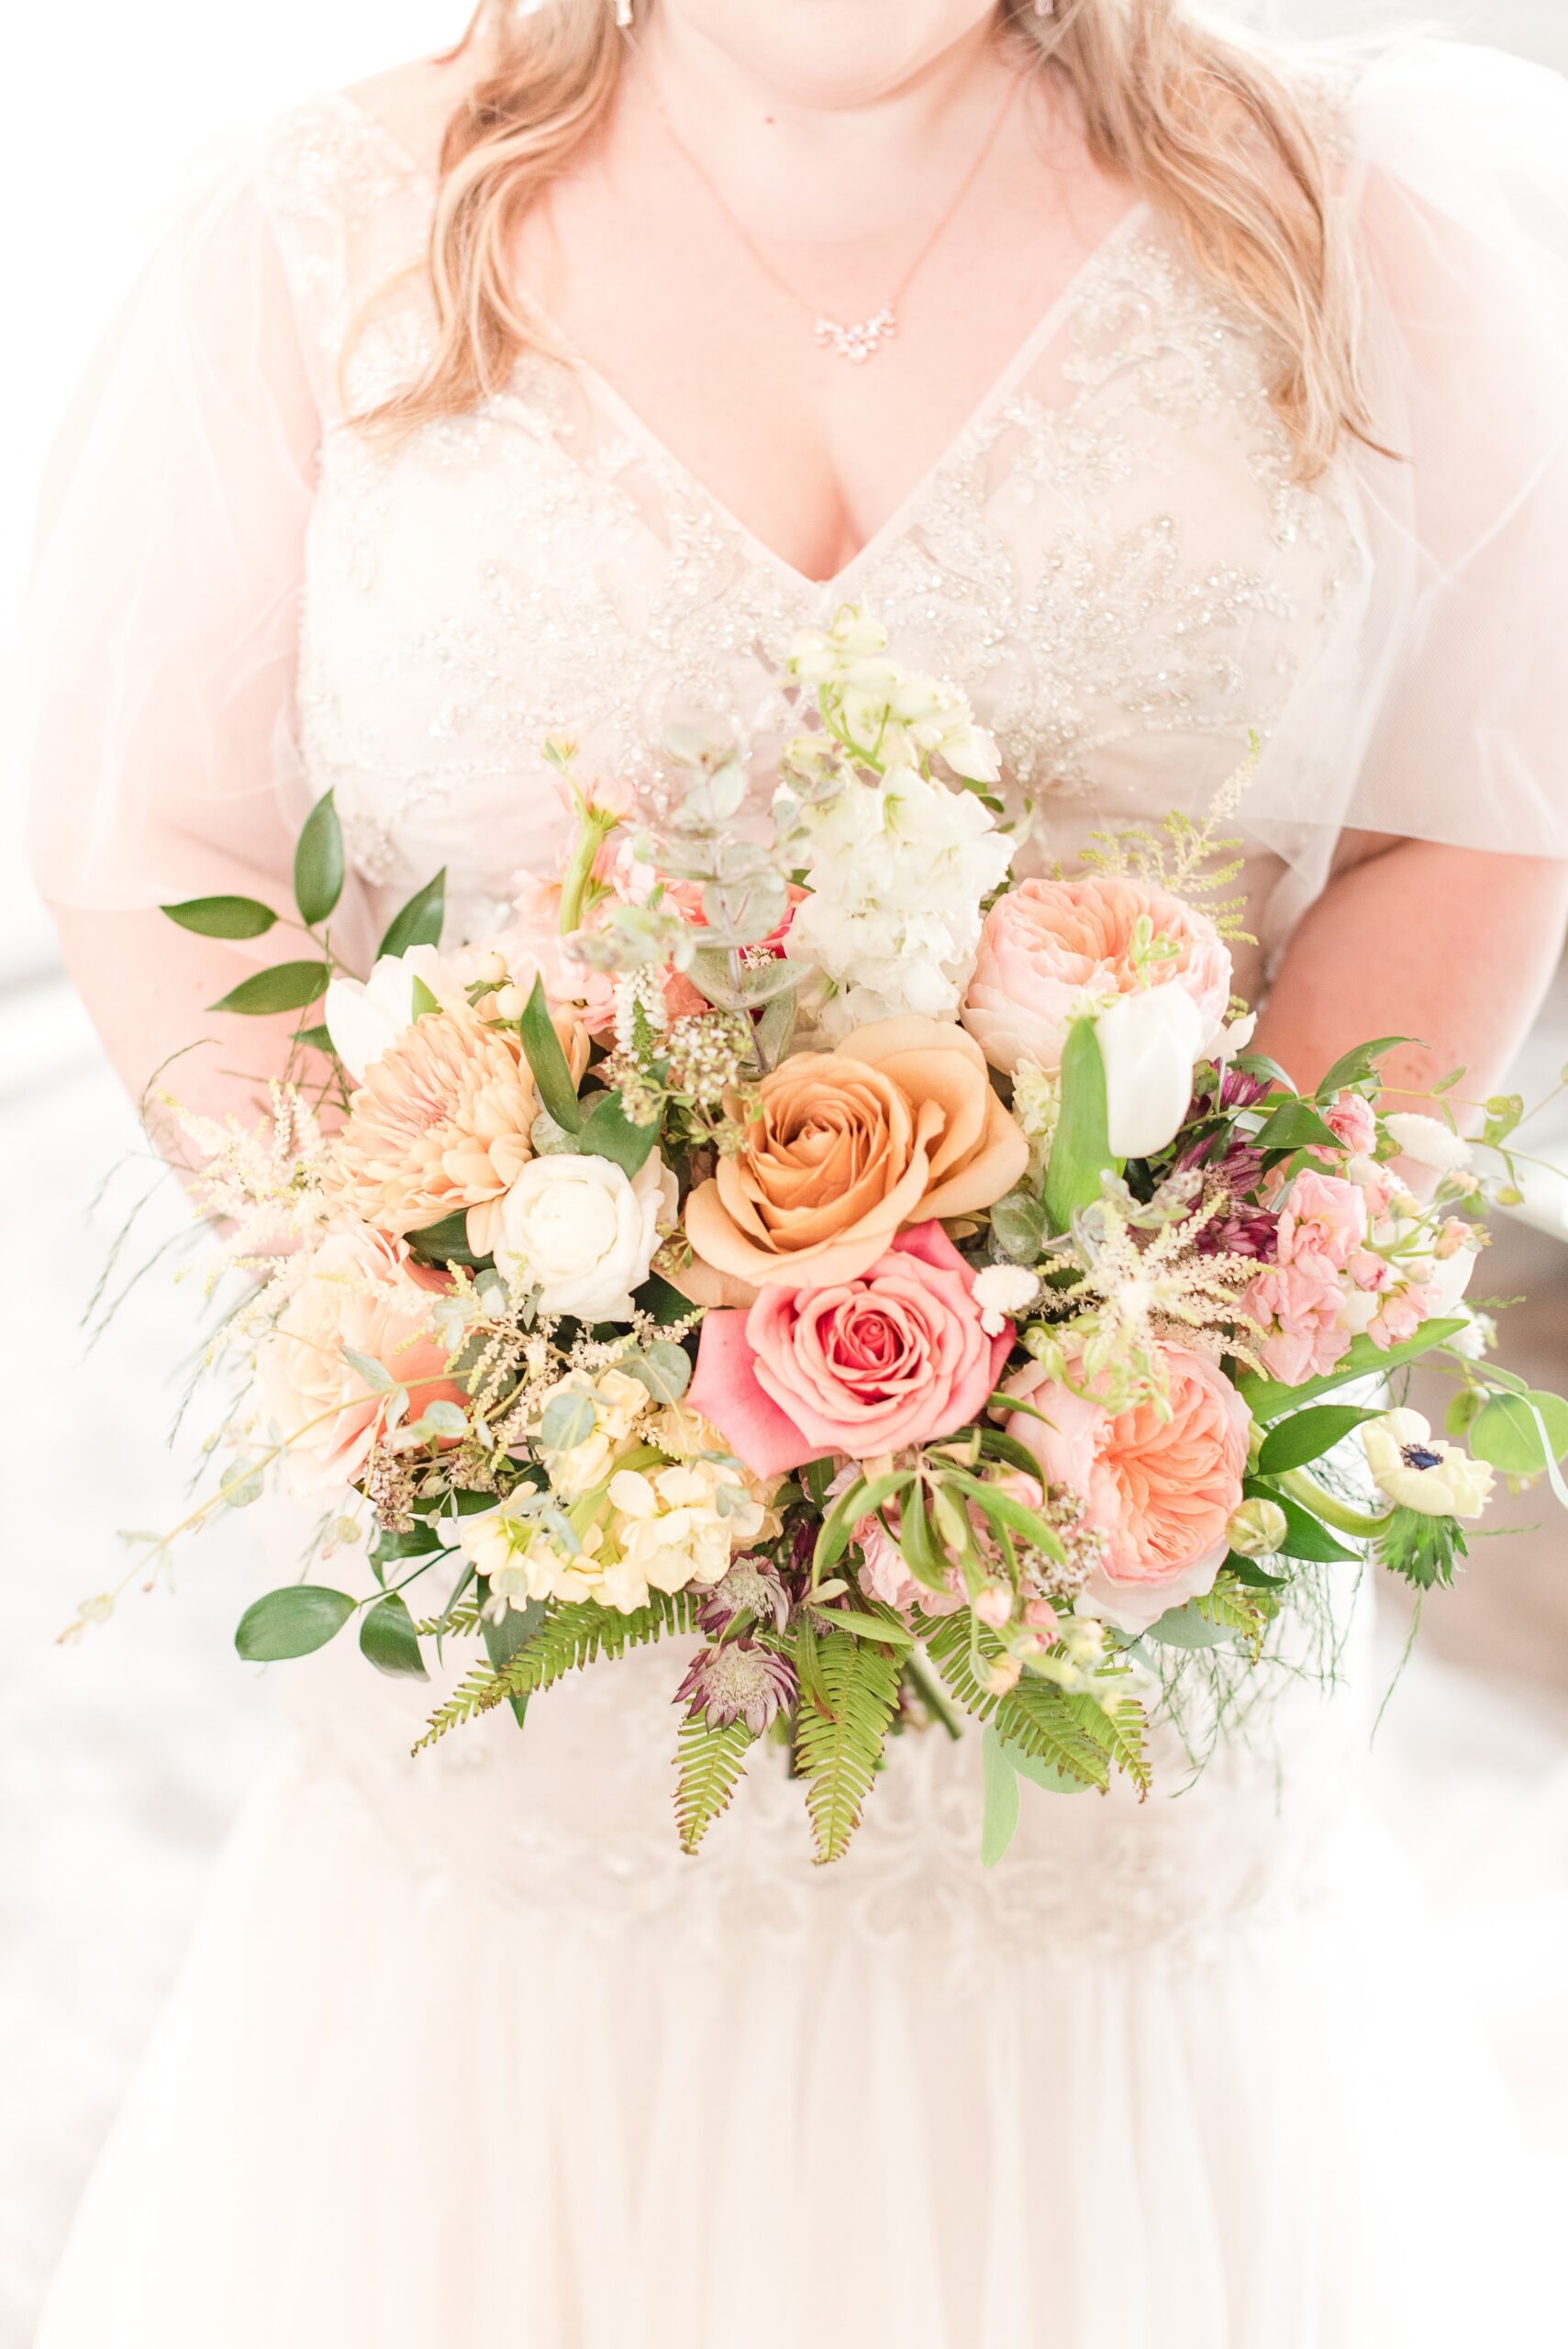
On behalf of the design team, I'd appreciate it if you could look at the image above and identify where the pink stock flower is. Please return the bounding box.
[1002,1345,1250,1633]
[687,1222,1013,1478]
[1324,1091,1378,1156]
[1240,1259,1353,1386]
[961,874,1232,1076]
[1273,1170,1369,1273]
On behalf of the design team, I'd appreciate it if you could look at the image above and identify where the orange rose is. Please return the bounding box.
[683,1016,1029,1297]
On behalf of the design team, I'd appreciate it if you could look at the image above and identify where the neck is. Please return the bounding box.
[631,8,1021,191]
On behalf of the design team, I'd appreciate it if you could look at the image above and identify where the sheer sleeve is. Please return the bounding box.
[1332,38,1568,863]
[24,151,373,972]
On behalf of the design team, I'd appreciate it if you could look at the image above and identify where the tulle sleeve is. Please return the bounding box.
[1333,39,1568,862]
[24,152,373,966]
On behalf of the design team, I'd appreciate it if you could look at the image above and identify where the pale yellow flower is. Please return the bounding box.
[607,1461,767,1596]
[535,1367,652,1498]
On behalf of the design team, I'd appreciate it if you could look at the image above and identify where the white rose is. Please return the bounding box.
[495,1150,674,1319]
[1093,984,1208,1160]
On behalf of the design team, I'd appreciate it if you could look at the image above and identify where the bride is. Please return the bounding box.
[27,2,1568,2342]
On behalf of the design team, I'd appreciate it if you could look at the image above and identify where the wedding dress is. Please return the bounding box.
[25,36,1568,2348]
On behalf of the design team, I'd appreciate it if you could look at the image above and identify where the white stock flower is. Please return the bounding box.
[495,1151,675,1320]
[782,767,1014,1038]
[607,1461,766,1597]
[1093,984,1208,1159]
[533,1366,652,1497]
[1362,1408,1495,1520]
[1383,1113,1473,1174]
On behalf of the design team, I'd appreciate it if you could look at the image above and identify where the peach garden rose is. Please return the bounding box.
[1003,1343,1251,1633]
[682,1015,1028,1301]
[961,874,1233,1078]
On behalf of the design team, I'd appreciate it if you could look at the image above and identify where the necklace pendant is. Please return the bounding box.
[814,305,898,364]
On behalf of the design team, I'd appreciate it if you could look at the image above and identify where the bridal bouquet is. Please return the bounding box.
[119,609,1566,1864]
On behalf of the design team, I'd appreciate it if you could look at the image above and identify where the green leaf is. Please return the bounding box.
[1143,1602,1237,1650]
[1313,1036,1410,1101]
[235,1585,355,1662]
[936,1466,1068,1562]
[811,1472,908,1582]
[1377,1508,1466,1592]
[1043,1017,1114,1233]
[377,869,446,960]
[481,1596,547,1728]
[674,1713,759,1854]
[293,1023,335,1054]
[358,1591,428,1680]
[518,975,584,1133]
[981,1725,1022,1866]
[810,1604,916,1652]
[1238,1319,1467,1424]
[634,1272,698,1326]
[1241,1478,1359,1564]
[1468,1389,1568,1477]
[539,1389,598,1451]
[406,1208,488,1270]
[161,894,278,941]
[1256,1404,1380,1477]
[293,789,345,926]
[207,960,331,1017]
[990,1188,1050,1264]
[621,1341,693,1406]
[410,974,441,1019]
[578,1087,658,1175]
[1252,1098,1341,1154]
[794,1627,902,1863]
[341,1344,397,1393]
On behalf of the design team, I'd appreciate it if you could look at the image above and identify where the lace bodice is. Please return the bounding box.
[270,95,1367,990]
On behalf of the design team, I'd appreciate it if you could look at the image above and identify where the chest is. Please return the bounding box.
[295,225,1368,964]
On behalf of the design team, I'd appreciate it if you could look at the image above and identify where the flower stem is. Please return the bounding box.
[905,1649,964,1741]
[1275,1467,1395,1542]
[557,810,615,938]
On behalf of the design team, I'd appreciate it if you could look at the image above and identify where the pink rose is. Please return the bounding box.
[1323,1091,1378,1156]
[961,874,1232,1076]
[1240,1259,1353,1387]
[687,1221,1012,1477]
[1274,1170,1369,1273]
[1003,1345,1251,1632]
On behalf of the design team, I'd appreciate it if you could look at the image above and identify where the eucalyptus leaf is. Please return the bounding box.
[981,1725,1022,1867]
[991,1188,1050,1264]
[235,1585,355,1662]
[341,1344,397,1393]
[410,1400,470,1441]
[293,789,345,926]
[161,894,277,941]
[1144,1602,1237,1651]
[1468,1389,1568,1477]
[539,1389,598,1451]
[622,1341,693,1405]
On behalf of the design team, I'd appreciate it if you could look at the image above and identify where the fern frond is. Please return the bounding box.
[1194,1576,1274,1658]
[413,1591,693,1753]
[920,1613,1111,1792]
[794,1627,900,1864]
[1062,1686,1150,1796]
[673,1715,758,1854]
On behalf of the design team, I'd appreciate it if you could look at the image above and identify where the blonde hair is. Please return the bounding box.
[368,0,1374,482]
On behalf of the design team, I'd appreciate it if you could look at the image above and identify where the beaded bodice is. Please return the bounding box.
[264,93,1369,994]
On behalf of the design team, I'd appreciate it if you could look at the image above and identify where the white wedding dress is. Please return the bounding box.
[25,36,1568,2347]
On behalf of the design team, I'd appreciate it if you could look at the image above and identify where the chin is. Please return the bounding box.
[674,0,1005,108]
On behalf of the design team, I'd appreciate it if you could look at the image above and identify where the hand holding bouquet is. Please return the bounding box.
[106,610,1567,1865]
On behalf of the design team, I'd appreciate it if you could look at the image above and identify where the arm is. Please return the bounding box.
[1258,832,1568,1111]
[26,161,372,1142]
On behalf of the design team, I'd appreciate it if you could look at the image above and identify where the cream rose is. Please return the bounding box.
[495,1150,675,1319]
[682,1016,1029,1298]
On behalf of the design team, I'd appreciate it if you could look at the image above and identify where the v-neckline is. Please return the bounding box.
[328,90,1150,598]
[555,198,1151,598]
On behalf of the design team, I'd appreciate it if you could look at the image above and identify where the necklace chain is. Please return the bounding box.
[650,71,1026,364]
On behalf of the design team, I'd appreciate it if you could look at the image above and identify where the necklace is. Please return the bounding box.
[651,72,1026,364]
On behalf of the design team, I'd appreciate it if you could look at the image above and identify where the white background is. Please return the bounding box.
[4,6,1568,2345]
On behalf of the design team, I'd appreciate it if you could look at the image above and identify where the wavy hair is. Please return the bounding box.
[363,0,1374,482]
